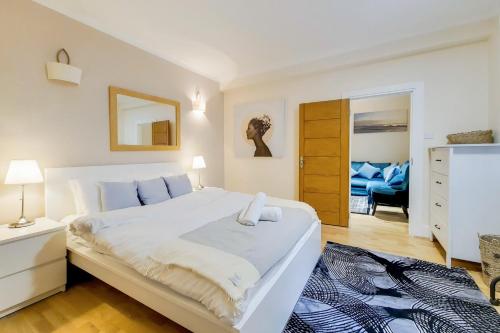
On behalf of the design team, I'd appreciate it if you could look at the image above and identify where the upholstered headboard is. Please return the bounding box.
[45,162,184,221]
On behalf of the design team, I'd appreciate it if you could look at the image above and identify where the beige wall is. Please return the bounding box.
[351,94,410,164]
[0,0,224,224]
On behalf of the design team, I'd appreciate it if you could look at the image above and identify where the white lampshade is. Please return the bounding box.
[192,156,206,170]
[4,160,43,185]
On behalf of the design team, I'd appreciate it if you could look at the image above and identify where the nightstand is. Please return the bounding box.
[0,218,66,318]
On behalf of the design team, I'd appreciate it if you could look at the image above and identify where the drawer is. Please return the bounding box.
[430,172,448,199]
[0,230,66,278]
[0,259,66,312]
[430,148,449,175]
[430,192,449,223]
[431,214,448,250]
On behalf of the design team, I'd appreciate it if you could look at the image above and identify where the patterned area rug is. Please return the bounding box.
[284,242,500,333]
[350,195,369,215]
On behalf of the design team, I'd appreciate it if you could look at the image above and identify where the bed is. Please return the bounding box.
[45,162,321,333]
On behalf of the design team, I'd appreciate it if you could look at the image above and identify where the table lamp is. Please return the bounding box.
[4,160,43,228]
[192,156,206,190]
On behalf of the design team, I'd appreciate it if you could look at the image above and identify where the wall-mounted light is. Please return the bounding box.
[192,87,205,113]
[46,48,82,85]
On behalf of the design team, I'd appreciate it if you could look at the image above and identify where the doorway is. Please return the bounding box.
[299,83,426,237]
[349,93,411,224]
[345,82,425,237]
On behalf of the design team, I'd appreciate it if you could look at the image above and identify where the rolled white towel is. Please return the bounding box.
[259,207,282,222]
[238,192,267,226]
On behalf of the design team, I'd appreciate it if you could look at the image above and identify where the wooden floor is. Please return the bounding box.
[1,210,498,332]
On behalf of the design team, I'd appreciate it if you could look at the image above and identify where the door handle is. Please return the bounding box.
[435,202,442,207]
[299,156,304,169]
[435,159,442,162]
[434,224,441,230]
[435,181,442,185]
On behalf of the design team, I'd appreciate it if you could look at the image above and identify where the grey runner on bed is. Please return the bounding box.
[181,207,313,275]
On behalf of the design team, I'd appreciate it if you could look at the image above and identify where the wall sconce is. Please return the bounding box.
[46,48,82,85]
[192,87,205,113]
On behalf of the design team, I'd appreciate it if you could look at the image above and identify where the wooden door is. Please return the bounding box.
[299,99,350,227]
[152,120,170,145]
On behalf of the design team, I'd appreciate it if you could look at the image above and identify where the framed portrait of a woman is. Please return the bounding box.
[233,99,286,158]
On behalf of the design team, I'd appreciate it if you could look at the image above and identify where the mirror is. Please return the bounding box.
[109,86,180,151]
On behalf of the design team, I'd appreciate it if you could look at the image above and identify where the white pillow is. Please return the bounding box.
[69,179,101,214]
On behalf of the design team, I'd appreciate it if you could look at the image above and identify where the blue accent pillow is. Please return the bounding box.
[98,181,141,211]
[383,164,400,182]
[351,168,359,177]
[163,174,193,198]
[351,161,366,171]
[388,173,405,186]
[137,178,171,205]
[357,162,381,180]
[400,161,410,177]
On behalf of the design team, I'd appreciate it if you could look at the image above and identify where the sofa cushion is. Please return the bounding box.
[367,181,397,196]
[351,176,370,188]
[357,162,381,179]
[389,173,405,186]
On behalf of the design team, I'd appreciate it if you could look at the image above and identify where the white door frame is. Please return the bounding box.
[343,82,429,238]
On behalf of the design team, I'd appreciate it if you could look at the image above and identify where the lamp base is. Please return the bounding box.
[9,217,35,229]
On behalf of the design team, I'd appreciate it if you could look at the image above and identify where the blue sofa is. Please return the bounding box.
[351,161,391,197]
[351,161,410,216]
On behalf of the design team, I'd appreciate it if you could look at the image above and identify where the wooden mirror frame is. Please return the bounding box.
[109,86,181,151]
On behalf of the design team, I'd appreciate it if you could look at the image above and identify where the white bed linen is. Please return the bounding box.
[67,188,318,324]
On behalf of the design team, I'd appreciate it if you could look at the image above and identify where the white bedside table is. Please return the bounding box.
[0,218,66,318]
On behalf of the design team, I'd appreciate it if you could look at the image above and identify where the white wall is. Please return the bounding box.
[351,94,410,164]
[489,17,500,142]
[0,0,224,224]
[118,103,177,145]
[224,41,489,236]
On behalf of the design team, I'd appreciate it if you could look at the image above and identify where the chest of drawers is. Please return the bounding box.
[429,145,500,267]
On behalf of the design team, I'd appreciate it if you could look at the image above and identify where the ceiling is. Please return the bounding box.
[34,0,500,88]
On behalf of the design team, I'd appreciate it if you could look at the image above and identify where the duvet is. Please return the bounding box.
[69,188,318,323]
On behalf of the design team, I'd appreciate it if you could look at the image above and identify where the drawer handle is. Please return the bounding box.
[435,202,442,207]
[435,181,442,185]
[434,224,441,230]
[435,159,442,162]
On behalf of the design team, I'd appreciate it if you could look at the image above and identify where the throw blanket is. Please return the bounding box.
[69,188,318,322]
[151,208,311,302]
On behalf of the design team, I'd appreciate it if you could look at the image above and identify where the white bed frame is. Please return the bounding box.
[45,163,321,333]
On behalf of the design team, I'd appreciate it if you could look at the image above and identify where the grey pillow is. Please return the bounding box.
[137,178,171,205]
[163,174,193,198]
[98,181,141,211]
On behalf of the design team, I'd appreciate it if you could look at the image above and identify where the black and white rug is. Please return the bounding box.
[284,242,500,333]
[350,196,369,215]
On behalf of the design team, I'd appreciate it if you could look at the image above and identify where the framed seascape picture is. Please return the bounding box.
[353,109,408,134]
[233,99,286,158]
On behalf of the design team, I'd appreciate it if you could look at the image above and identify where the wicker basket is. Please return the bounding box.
[447,130,494,144]
[479,234,500,291]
